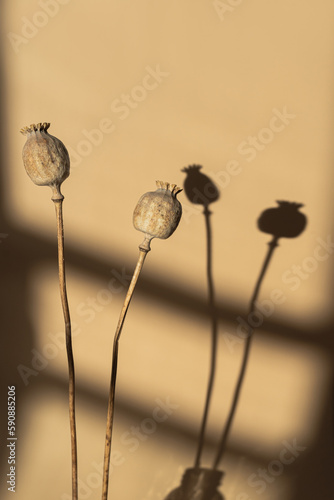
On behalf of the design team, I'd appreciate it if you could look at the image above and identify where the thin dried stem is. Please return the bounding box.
[102,248,148,500]
[53,197,78,500]
[212,236,279,468]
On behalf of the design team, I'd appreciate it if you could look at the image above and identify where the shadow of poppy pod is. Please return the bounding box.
[133,180,182,251]
[164,468,225,500]
[182,164,219,206]
[257,200,307,239]
[20,122,70,200]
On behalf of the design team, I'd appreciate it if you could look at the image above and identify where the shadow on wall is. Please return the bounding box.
[160,165,320,500]
[1,146,333,500]
[0,19,333,496]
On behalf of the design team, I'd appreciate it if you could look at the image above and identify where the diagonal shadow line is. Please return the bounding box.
[31,368,334,500]
[36,371,274,467]
[8,223,333,351]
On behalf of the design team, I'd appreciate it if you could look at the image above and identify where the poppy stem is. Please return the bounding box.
[53,197,78,500]
[212,236,279,468]
[102,248,149,500]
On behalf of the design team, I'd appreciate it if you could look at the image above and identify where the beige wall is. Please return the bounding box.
[1,1,333,499]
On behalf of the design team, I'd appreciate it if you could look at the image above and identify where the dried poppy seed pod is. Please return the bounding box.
[20,122,70,200]
[133,180,182,251]
[257,200,307,239]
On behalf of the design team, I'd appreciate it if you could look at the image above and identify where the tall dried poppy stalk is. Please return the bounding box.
[21,123,78,500]
[102,181,182,500]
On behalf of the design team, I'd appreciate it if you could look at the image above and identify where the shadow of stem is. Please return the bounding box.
[213,236,279,468]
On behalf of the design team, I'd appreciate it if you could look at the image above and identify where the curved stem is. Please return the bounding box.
[102,248,148,500]
[213,236,279,468]
[194,205,218,468]
[53,198,78,500]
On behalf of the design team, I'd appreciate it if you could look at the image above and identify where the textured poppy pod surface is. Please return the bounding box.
[21,122,70,195]
[133,180,182,249]
[257,200,307,239]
